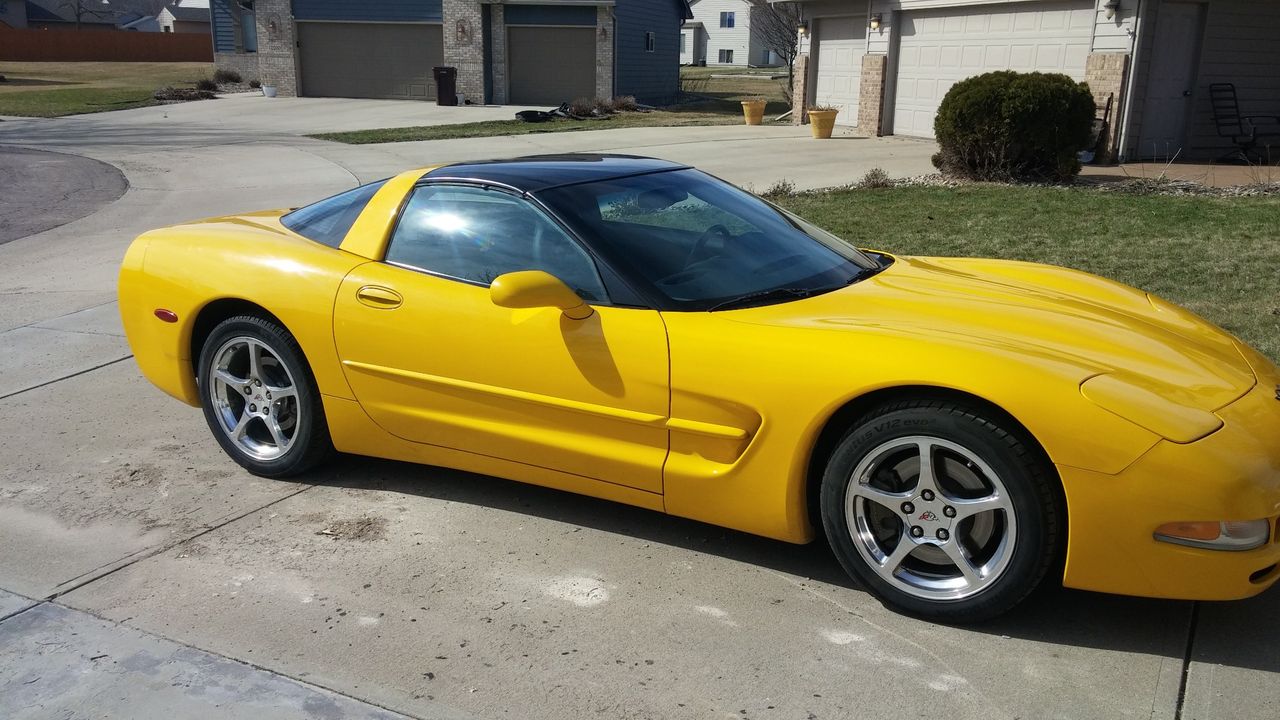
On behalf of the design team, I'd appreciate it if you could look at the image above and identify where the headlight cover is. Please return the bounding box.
[1080,373,1223,444]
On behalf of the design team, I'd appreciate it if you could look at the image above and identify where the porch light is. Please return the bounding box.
[797,22,808,37]
[868,13,882,31]
[1104,0,1121,19]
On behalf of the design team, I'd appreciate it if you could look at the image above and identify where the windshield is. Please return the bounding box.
[536,169,884,311]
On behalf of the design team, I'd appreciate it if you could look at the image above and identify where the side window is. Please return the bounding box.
[385,185,609,303]
[281,179,387,248]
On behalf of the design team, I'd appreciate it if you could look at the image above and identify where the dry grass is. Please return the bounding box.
[0,61,213,116]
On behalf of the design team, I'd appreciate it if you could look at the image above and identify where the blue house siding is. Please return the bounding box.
[293,0,443,23]
[615,0,688,104]
[211,0,235,53]
[504,4,595,26]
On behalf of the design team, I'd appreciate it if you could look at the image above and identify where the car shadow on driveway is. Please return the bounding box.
[298,454,1278,675]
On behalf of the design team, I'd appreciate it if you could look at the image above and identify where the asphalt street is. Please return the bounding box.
[0,145,127,244]
[0,95,1274,720]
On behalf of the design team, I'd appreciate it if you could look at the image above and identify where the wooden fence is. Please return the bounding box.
[0,28,213,62]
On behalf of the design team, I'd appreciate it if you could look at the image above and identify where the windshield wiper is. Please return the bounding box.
[708,287,818,312]
[707,266,883,312]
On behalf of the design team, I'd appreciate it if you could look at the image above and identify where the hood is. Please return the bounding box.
[729,256,1256,412]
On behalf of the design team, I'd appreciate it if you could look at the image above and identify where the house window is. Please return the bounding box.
[680,33,686,53]
[645,31,656,53]
[718,49,734,64]
[720,12,734,28]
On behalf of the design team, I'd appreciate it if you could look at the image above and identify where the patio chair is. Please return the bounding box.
[1209,83,1280,163]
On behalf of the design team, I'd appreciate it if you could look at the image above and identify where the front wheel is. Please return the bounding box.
[198,315,333,477]
[820,398,1062,623]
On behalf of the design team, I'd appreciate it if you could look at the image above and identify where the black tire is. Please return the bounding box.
[819,398,1062,623]
[197,315,333,478]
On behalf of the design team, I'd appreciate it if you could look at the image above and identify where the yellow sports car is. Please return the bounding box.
[119,155,1280,621]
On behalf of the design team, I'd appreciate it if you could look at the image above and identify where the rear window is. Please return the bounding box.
[281,179,387,248]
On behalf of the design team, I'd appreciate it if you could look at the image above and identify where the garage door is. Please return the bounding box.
[508,26,596,106]
[813,17,865,127]
[298,22,443,101]
[891,0,1093,137]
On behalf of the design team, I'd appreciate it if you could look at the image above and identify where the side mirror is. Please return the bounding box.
[490,271,594,320]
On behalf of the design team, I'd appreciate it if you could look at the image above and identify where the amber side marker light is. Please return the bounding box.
[1154,520,1271,551]
[154,309,179,323]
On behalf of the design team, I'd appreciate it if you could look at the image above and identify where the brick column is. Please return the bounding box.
[489,4,507,104]
[595,6,614,100]
[857,54,887,135]
[791,53,809,125]
[255,0,297,97]
[444,0,486,103]
[1084,52,1130,163]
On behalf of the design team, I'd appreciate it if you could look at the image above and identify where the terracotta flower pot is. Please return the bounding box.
[741,99,767,126]
[808,109,839,138]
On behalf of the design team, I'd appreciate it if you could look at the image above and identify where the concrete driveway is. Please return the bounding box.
[0,98,1274,720]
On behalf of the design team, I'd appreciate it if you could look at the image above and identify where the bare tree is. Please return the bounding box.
[749,1,803,103]
[58,0,117,29]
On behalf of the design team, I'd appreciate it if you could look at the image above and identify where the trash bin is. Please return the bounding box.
[433,66,458,106]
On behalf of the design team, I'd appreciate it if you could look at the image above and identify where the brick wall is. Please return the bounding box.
[857,54,887,135]
[594,5,614,100]
[443,0,485,102]
[254,0,297,96]
[214,52,260,81]
[791,53,809,124]
[1084,52,1129,163]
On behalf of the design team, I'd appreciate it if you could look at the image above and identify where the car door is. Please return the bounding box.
[331,182,670,494]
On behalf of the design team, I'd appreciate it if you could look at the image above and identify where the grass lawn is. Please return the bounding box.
[773,185,1280,361]
[0,62,213,117]
[311,66,795,144]
[679,65,791,111]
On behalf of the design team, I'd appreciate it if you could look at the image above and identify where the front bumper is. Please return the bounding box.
[1060,377,1280,600]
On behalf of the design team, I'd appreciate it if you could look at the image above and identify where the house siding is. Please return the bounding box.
[615,0,683,103]
[211,0,236,52]
[689,0,764,65]
[504,5,596,26]
[293,0,443,23]
[1187,0,1280,156]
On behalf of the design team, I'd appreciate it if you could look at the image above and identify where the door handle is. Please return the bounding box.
[356,285,403,309]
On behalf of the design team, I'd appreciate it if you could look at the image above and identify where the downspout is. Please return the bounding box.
[1116,0,1145,163]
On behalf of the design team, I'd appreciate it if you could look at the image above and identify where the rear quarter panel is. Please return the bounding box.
[118,214,368,406]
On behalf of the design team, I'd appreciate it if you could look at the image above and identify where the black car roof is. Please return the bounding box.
[423,154,690,192]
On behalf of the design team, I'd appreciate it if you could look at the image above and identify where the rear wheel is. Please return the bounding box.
[198,316,332,477]
[820,398,1061,622]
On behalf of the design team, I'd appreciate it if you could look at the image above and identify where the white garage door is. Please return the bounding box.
[891,0,1093,137]
[813,17,865,127]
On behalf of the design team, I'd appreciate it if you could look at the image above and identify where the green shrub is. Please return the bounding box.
[249,79,261,89]
[195,77,218,92]
[213,68,242,84]
[932,71,1095,182]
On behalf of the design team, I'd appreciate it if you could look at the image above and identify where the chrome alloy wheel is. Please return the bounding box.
[844,436,1016,601]
[207,336,300,462]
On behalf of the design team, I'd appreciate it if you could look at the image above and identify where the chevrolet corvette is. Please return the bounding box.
[119,155,1280,621]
